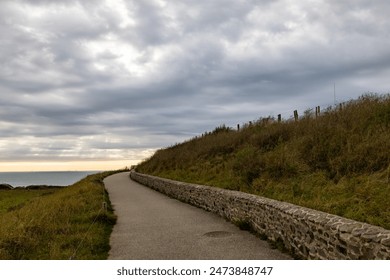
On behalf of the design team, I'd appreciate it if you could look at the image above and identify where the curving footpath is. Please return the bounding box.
[104,172,292,260]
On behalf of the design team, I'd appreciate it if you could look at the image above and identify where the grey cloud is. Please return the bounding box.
[1,0,390,165]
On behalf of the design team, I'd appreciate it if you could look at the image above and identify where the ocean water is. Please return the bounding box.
[0,171,98,188]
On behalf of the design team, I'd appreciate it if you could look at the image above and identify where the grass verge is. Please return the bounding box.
[136,94,390,230]
[0,169,124,260]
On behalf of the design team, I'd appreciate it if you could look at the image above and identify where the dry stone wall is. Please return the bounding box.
[130,171,390,260]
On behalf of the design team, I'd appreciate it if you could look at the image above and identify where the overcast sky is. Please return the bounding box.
[1,0,390,171]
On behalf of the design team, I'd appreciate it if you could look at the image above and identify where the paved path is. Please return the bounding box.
[104,172,292,260]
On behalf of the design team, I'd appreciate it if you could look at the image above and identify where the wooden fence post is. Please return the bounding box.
[315,106,321,118]
[278,114,282,123]
[294,110,298,121]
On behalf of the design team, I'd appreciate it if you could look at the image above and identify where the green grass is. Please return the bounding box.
[0,169,124,260]
[136,94,390,230]
[0,189,57,214]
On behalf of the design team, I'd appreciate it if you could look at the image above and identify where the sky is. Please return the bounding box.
[1,0,390,171]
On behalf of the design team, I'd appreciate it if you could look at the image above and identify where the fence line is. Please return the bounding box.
[233,100,350,130]
[69,177,108,260]
[69,206,105,260]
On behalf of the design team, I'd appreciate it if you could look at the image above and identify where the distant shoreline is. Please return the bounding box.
[0,171,97,188]
[0,183,65,190]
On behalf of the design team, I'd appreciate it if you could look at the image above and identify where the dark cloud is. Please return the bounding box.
[1,0,390,167]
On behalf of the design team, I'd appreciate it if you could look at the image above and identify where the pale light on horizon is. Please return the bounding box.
[0,159,141,172]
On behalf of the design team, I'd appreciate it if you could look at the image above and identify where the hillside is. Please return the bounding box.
[136,94,390,229]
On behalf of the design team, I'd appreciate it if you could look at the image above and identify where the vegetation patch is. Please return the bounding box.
[0,169,125,259]
[136,94,390,230]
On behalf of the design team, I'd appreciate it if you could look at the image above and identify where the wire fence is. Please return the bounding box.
[69,205,105,260]
[69,177,108,260]
[233,99,352,131]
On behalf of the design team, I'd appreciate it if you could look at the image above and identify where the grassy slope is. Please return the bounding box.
[0,189,56,214]
[0,170,122,260]
[136,94,390,229]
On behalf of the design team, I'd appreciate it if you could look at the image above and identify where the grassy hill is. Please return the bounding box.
[0,170,122,259]
[136,94,390,229]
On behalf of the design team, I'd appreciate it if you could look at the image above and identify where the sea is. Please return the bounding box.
[0,171,98,188]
